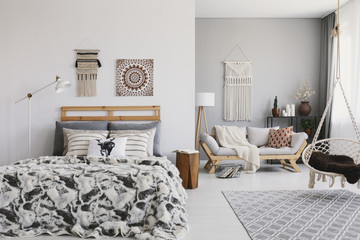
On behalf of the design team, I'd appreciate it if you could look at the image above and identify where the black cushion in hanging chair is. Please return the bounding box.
[309,151,360,184]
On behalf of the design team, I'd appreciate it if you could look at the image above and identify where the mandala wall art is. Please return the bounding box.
[116,59,154,96]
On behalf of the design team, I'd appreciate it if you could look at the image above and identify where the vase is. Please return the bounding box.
[299,101,311,116]
[304,128,312,137]
[272,108,280,117]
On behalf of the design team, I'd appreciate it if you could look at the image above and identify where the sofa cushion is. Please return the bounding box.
[291,132,308,150]
[247,126,279,147]
[267,126,293,148]
[259,146,295,155]
[207,131,308,156]
[216,147,237,156]
[200,132,221,155]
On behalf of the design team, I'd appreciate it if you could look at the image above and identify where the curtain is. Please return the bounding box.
[319,12,336,139]
[330,0,360,140]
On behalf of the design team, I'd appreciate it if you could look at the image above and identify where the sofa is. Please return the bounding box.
[199,126,308,174]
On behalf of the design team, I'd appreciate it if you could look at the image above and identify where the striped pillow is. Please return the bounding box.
[110,127,156,156]
[66,132,108,156]
[114,132,150,157]
[62,128,109,155]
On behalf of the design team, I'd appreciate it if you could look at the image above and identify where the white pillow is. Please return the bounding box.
[110,127,156,156]
[112,132,150,157]
[247,126,279,147]
[66,132,108,156]
[87,137,128,157]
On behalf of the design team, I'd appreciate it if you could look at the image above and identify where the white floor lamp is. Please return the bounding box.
[15,76,71,158]
[195,92,215,150]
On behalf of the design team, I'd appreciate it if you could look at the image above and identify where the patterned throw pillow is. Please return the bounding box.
[87,137,128,157]
[267,126,293,148]
[66,132,108,156]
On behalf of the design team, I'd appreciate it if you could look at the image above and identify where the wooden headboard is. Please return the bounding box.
[61,106,160,122]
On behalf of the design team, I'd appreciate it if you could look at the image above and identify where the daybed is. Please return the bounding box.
[199,128,308,174]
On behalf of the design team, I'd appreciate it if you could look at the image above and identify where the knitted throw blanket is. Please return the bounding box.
[215,125,259,173]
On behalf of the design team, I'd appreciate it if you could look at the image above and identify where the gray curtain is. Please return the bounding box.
[319,12,336,139]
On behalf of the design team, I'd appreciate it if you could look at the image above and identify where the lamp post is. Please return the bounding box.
[15,76,71,157]
[195,92,215,150]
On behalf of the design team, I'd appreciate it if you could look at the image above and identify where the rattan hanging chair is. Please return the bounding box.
[302,0,360,188]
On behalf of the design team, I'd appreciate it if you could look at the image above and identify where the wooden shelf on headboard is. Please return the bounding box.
[61,106,160,122]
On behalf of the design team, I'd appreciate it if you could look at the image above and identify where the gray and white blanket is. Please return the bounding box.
[0,156,188,239]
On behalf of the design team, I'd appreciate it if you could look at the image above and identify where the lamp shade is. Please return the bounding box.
[55,77,71,93]
[196,92,215,107]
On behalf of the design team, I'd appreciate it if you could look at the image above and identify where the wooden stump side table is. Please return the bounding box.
[176,152,200,189]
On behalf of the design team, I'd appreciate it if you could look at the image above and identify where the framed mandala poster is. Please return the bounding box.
[116,59,154,96]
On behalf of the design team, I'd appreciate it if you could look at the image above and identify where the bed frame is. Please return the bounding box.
[61,106,160,122]
[200,139,307,174]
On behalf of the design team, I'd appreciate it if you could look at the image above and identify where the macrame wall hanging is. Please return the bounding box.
[224,45,253,121]
[74,49,102,97]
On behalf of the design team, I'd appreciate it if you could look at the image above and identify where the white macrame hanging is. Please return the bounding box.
[75,49,101,97]
[224,45,253,121]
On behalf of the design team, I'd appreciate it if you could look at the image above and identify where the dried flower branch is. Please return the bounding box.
[294,79,315,101]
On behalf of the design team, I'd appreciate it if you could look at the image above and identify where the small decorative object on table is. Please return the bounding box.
[300,119,315,137]
[291,104,295,116]
[272,96,280,117]
[174,149,200,189]
[294,79,315,116]
[215,164,242,178]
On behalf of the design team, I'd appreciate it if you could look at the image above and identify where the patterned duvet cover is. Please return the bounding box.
[0,156,188,239]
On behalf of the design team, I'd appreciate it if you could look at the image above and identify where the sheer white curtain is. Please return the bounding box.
[330,0,360,140]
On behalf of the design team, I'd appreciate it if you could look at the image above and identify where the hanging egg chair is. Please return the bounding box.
[302,0,360,189]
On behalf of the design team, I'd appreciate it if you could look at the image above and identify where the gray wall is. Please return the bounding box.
[196,19,321,132]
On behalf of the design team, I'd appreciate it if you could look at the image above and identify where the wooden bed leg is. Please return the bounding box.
[289,158,301,173]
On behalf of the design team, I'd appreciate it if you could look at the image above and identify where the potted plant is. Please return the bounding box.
[272,96,280,117]
[301,119,315,137]
[294,79,315,116]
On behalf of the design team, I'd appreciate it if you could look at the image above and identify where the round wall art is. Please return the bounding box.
[116,59,154,96]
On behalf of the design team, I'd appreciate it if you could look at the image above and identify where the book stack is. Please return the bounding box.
[215,164,242,178]
[173,149,199,154]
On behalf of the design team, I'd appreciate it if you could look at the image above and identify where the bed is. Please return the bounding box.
[0,106,188,239]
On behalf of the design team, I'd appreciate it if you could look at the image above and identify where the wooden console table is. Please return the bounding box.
[266,116,319,133]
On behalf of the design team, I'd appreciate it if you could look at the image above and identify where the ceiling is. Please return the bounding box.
[196,0,350,18]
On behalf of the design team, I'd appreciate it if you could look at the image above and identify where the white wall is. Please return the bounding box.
[0,0,195,164]
[196,18,321,129]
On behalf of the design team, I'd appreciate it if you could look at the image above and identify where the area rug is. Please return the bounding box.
[223,190,360,240]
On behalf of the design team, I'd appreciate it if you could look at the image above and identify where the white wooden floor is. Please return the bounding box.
[15,160,360,240]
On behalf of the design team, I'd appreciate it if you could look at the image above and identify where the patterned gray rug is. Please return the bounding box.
[223,190,360,240]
